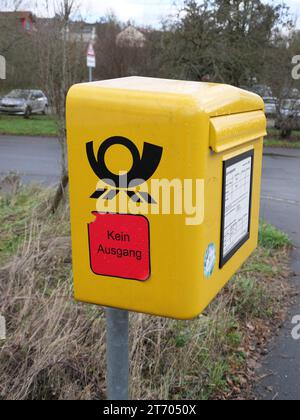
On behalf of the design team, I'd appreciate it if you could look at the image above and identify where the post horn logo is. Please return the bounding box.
[86,136,163,204]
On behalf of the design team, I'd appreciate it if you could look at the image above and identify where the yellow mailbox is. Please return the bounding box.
[66,77,267,320]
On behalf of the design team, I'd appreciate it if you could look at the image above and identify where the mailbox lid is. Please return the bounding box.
[72,76,264,118]
[209,110,267,153]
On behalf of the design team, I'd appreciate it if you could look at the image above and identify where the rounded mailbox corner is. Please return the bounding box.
[73,288,82,303]
[173,305,203,321]
[66,83,91,110]
[184,95,207,117]
[66,83,79,102]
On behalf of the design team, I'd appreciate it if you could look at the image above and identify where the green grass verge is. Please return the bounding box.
[0,184,293,400]
[0,184,69,264]
[265,128,300,149]
[259,222,292,249]
[265,137,300,149]
[267,128,300,138]
[0,114,59,137]
[0,185,42,262]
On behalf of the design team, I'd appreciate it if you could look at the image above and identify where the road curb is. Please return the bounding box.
[264,148,300,159]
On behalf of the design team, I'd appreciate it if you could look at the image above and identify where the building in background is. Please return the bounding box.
[0,11,37,32]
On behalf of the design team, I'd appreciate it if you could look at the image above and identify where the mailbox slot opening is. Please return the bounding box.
[209,110,266,153]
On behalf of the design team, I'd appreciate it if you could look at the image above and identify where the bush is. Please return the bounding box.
[259,222,292,249]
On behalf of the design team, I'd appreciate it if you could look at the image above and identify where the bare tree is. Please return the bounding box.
[263,30,300,138]
[32,0,85,212]
[94,14,163,81]
[0,2,38,93]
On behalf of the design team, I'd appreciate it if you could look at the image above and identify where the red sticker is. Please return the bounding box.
[88,213,150,281]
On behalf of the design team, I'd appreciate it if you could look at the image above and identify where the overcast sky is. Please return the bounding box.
[81,0,184,26]
[78,0,300,27]
[29,0,300,27]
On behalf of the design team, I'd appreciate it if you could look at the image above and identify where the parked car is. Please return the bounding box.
[263,97,277,118]
[0,89,48,118]
[281,88,300,99]
[275,99,300,136]
[250,84,273,98]
[241,85,277,119]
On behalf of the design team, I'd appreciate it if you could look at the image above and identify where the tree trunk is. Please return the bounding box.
[50,172,69,214]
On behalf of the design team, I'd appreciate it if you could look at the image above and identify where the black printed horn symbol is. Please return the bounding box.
[86,136,163,203]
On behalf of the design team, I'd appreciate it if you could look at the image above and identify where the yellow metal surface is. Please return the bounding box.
[210,110,267,153]
[66,77,266,320]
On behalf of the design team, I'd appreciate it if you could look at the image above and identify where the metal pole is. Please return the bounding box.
[106,308,129,400]
[89,66,93,83]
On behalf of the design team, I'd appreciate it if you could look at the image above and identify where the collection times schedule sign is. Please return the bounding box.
[220,150,254,268]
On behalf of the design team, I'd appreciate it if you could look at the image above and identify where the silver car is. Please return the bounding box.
[275,99,300,135]
[0,89,48,118]
[263,97,277,118]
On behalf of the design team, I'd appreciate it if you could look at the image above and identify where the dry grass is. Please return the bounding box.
[0,183,293,400]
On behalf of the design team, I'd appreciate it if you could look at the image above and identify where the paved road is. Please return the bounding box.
[0,135,61,185]
[1,136,300,400]
[257,147,300,400]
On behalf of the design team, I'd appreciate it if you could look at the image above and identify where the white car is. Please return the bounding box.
[275,99,300,133]
[263,97,277,118]
[0,89,49,118]
[279,99,300,117]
